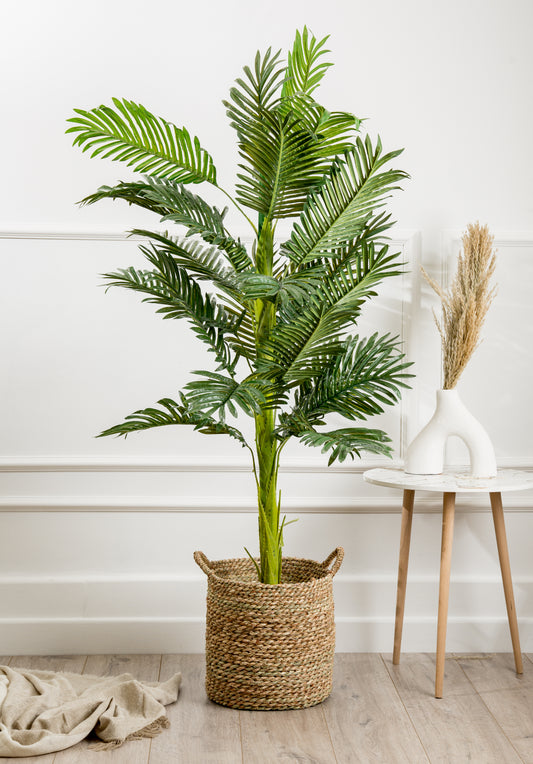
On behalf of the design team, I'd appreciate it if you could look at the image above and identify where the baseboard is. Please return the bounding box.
[1,576,532,655]
[2,616,532,656]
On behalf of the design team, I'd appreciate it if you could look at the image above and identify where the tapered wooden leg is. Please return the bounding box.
[490,491,523,674]
[393,489,415,665]
[435,492,456,698]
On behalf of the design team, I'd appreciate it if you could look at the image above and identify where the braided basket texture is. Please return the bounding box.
[194,548,344,710]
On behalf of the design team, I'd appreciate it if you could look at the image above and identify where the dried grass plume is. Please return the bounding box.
[422,222,497,389]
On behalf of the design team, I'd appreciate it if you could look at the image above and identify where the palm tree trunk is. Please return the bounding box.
[255,408,281,583]
[254,217,281,583]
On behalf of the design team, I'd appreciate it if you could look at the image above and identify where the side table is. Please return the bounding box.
[363,468,533,698]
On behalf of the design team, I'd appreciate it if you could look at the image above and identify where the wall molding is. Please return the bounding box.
[0,227,419,244]
[0,492,531,513]
[0,228,140,241]
[0,455,394,474]
[0,455,531,473]
[443,231,533,248]
[441,231,533,301]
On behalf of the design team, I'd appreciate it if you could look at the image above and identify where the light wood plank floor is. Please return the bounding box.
[1,653,532,763]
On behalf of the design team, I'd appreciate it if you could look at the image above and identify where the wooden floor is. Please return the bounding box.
[1,653,533,763]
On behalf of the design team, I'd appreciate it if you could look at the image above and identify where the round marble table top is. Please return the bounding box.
[363,468,533,493]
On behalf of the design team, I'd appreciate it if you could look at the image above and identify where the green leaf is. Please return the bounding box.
[236,273,281,301]
[225,40,360,221]
[185,372,284,419]
[132,230,251,300]
[103,258,240,370]
[80,177,253,273]
[136,237,257,359]
[67,98,217,184]
[80,180,175,217]
[98,396,248,448]
[236,267,325,307]
[282,27,332,99]
[134,233,232,288]
[297,427,393,464]
[281,137,408,268]
[262,241,405,383]
[279,333,413,431]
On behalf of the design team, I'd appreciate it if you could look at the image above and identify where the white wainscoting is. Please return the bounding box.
[1,230,533,654]
[1,508,533,654]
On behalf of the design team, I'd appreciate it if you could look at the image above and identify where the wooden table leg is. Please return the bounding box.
[435,491,456,698]
[489,491,523,674]
[393,489,415,665]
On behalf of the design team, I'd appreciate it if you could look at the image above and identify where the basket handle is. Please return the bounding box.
[322,547,344,577]
[194,550,213,576]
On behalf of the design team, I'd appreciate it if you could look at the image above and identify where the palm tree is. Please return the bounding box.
[67,27,412,584]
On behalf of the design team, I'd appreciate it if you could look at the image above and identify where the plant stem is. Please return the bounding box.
[217,184,258,236]
[255,408,281,583]
[253,216,282,583]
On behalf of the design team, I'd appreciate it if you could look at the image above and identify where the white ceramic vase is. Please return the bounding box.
[405,388,497,477]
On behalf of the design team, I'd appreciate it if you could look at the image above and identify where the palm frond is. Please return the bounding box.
[98,396,248,447]
[131,236,257,359]
[134,233,231,287]
[281,137,407,268]
[236,265,324,307]
[224,46,285,143]
[133,230,248,298]
[80,177,253,273]
[262,241,404,383]
[67,98,217,184]
[281,29,360,160]
[282,27,332,100]
[236,273,280,301]
[185,372,285,419]
[279,333,412,430]
[232,106,318,218]
[103,260,241,370]
[134,229,252,289]
[311,108,361,148]
[225,45,358,220]
[296,427,393,465]
[80,181,173,216]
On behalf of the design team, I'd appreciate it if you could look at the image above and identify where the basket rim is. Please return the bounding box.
[194,549,343,588]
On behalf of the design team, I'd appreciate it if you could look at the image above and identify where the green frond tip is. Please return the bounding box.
[97,397,248,448]
[298,427,393,465]
[225,35,361,221]
[282,26,332,100]
[66,98,217,185]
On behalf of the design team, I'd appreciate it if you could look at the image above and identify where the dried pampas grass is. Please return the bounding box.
[422,222,497,390]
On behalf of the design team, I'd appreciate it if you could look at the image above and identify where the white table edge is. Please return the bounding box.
[363,467,533,494]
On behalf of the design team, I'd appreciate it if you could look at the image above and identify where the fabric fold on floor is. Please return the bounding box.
[0,665,181,757]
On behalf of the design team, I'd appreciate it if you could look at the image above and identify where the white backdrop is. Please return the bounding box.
[1,0,532,653]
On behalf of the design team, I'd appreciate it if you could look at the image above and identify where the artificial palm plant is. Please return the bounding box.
[68,28,411,584]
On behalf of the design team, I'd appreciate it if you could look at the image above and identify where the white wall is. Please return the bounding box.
[1,0,533,654]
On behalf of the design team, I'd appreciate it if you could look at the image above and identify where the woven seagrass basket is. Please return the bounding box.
[194,547,344,710]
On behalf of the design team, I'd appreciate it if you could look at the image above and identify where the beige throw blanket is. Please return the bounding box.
[0,665,181,757]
